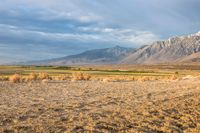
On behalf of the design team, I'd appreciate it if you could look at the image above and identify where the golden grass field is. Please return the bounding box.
[0,65,200,133]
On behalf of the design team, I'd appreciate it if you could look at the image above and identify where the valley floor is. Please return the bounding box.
[0,80,200,133]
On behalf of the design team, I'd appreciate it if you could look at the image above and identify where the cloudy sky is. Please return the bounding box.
[0,0,200,64]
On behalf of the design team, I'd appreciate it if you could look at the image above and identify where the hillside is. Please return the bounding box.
[121,32,200,64]
[26,46,135,65]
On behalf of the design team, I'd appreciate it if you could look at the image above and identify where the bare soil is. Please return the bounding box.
[0,80,200,133]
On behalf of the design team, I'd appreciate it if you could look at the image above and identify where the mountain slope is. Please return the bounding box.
[121,32,200,64]
[28,46,135,65]
[176,52,200,64]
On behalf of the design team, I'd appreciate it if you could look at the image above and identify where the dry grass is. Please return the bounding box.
[28,73,38,81]
[53,74,69,81]
[7,73,50,83]
[9,74,21,83]
[100,76,167,83]
[0,76,9,81]
[137,76,151,82]
[71,72,91,81]
[5,72,184,84]
[38,73,50,80]
[0,80,199,132]
[169,75,179,80]
[84,74,92,81]
[101,76,135,82]
[102,77,111,82]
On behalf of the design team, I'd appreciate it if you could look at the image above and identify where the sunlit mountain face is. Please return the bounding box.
[0,0,200,64]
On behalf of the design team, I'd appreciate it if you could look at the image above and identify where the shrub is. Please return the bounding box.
[28,73,38,81]
[9,74,21,83]
[38,73,50,80]
[138,76,150,82]
[84,74,91,80]
[170,75,178,80]
[102,78,110,82]
[0,76,9,81]
[72,72,83,81]
[54,75,69,81]
[151,77,159,81]
[71,72,91,81]
[21,76,28,82]
[175,71,179,75]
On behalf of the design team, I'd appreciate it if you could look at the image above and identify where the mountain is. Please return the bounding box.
[27,46,135,65]
[121,31,200,64]
[19,32,200,66]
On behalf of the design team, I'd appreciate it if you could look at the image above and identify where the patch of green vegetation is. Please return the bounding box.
[52,66,73,70]
[95,69,156,73]
[87,71,171,76]
[0,65,198,78]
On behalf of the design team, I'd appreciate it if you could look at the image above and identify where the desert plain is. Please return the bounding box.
[0,65,200,133]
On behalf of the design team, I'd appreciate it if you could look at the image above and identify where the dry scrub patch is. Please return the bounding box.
[28,73,38,81]
[5,72,187,83]
[71,72,91,81]
[38,73,50,80]
[9,74,21,83]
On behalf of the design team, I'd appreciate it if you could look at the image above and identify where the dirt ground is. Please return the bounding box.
[0,80,200,133]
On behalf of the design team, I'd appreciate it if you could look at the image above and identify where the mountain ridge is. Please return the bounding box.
[18,31,200,65]
[24,46,135,65]
[121,31,200,64]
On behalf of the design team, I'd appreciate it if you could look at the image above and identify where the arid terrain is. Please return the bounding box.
[0,79,200,133]
[1,0,200,133]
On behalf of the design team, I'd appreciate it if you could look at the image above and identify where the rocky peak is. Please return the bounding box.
[196,31,200,36]
[187,31,200,37]
[121,31,200,64]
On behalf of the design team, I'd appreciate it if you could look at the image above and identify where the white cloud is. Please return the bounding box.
[0,0,103,24]
[0,24,101,42]
[0,24,160,47]
[34,9,102,23]
[121,31,160,45]
[78,26,160,45]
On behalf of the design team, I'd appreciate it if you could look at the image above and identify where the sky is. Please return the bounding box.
[0,0,200,64]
